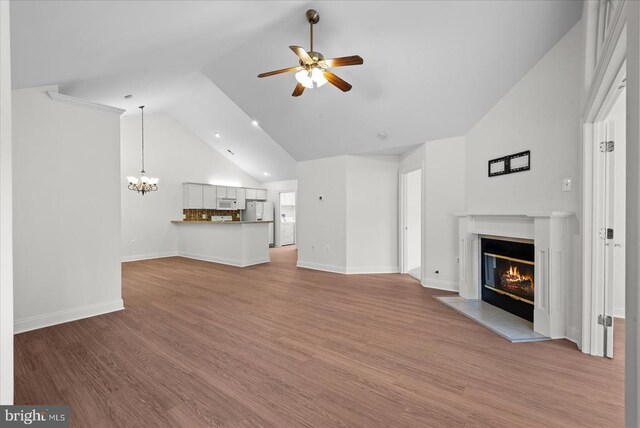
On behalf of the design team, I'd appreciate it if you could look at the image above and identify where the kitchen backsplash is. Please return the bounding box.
[183,209,241,222]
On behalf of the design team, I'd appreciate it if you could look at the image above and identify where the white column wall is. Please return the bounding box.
[0,0,13,405]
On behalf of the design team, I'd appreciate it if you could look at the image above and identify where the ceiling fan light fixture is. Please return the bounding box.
[311,67,327,87]
[296,69,314,88]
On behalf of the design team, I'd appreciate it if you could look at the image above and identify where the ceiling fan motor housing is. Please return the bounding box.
[306,9,320,24]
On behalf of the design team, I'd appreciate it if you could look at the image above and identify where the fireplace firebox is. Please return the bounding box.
[481,237,534,322]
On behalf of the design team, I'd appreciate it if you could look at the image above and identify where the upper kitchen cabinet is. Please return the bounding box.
[245,188,267,201]
[226,187,237,199]
[217,186,227,199]
[203,185,216,209]
[183,183,204,209]
[245,188,257,200]
[237,188,246,210]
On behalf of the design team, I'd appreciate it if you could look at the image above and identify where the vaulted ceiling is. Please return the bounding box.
[10,1,582,181]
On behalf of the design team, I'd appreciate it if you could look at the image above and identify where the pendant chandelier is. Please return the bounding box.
[127,106,158,195]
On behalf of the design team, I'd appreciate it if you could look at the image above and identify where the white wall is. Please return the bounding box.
[121,112,260,261]
[297,156,348,272]
[626,0,640,420]
[400,137,466,291]
[465,22,583,341]
[405,169,421,272]
[263,179,297,247]
[0,0,13,404]
[424,137,466,289]
[346,155,399,274]
[297,155,399,274]
[12,86,123,333]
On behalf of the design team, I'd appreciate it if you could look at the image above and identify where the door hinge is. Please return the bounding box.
[598,314,613,327]
[600,141,614,152]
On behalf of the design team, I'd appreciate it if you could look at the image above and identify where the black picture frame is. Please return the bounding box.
[488,150,530,177]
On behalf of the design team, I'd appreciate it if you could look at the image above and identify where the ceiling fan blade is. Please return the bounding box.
[323,55,364,68]
[290,46,313,64]
[257,66,301,78]
[292,83,305,97]
[324,70,352,92]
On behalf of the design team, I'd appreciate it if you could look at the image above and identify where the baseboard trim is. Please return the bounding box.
[613,306,625,319]
[122,252,178,262]
[296,261,400,275]
[421,279,459,292]
[345,266,399,274]
[178,252,270,268]
[296,261,347,274]
[14,299,124,334]
[565,326,582,348]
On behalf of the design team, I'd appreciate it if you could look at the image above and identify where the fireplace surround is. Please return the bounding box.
[455,212,573,339]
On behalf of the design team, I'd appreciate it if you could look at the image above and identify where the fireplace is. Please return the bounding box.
[481,237,534,322]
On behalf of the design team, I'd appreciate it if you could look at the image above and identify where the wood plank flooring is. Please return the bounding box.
[15,246,624,427]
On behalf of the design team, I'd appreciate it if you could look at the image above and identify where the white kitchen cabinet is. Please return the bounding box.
[245,188,257,200]
[256,189,267,200]
[281,222,295,245]
[237,188,246,210]
[281,192,295,206]
[184,184,204,209]
[226,187,237,198]
[203,185,216,209]
[217,186,227,199]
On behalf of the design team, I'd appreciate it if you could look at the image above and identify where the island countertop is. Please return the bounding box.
[171,220,273,224]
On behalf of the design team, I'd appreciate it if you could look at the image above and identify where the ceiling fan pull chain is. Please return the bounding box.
[310,21,313,52]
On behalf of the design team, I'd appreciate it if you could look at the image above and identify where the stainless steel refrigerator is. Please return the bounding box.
[244,201,274,246]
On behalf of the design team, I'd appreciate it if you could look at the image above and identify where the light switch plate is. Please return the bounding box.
[562,177,572,192]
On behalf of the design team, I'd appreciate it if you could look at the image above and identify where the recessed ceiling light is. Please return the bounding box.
[124,94,133,99]
[251,120,259,127]
[214,133,221,138]
[263,172,271,176]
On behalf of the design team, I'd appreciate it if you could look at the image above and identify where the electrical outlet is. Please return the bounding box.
[456,257,460,264]
[131,240,136,245]
[311,245,315,251]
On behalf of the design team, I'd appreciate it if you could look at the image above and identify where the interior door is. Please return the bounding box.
[602,120,616,358]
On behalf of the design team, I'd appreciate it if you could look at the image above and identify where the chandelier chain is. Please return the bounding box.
[140,105,145,173]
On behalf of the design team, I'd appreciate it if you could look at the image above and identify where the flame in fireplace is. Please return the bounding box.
[502,264,533,288]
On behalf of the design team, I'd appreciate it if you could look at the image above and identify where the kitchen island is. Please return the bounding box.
[171,220,272,267]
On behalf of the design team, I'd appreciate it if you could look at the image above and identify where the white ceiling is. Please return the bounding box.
[10,1,582,180]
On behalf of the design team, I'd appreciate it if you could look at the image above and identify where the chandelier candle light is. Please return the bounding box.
[127,105,158,195]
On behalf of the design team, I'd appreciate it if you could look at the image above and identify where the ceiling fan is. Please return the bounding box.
[257,9,364,97]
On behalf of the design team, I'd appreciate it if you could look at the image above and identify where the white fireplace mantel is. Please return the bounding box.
[454,212,574,339]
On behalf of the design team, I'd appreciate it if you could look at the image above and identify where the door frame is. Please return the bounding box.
[398,162,425,281]
[581,1,627,357]
[276,189,297,247]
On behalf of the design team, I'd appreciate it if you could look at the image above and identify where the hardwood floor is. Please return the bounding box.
[15,246,624,427]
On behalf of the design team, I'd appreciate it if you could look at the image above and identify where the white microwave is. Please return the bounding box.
[217,199,237,210]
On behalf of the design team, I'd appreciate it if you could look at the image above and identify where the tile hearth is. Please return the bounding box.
[435,296,549,343]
